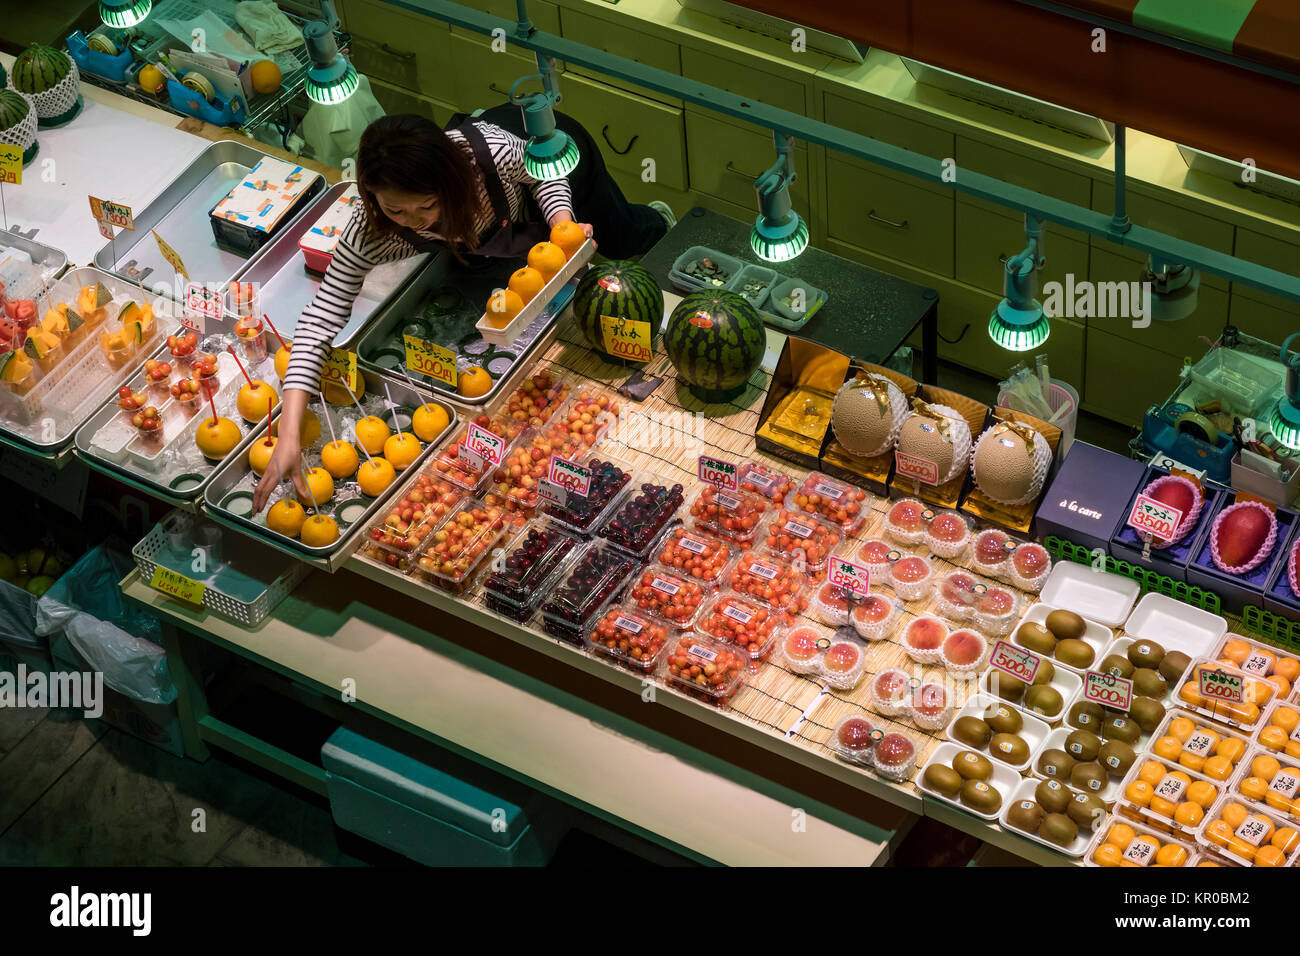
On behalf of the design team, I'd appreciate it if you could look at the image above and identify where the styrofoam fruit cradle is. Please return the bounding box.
[970,419,1052,507]
[1289,536,1300,595]
[1135,474,1204,550]
[830,373,907,458]
[896,401,971,484]
[25,54,82,128]
[1210,500,1278,575]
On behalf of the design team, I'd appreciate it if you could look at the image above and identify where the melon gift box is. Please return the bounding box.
[754,335,850,471]
[1033,441,1144,554]
[209,156,326,256]
[299,184,361,273]
[1186,494,1296,616]
[1110,465,1225,583]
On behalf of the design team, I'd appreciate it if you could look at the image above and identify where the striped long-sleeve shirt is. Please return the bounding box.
[283,122,573,395]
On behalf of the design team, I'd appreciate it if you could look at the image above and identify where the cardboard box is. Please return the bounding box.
[299,185,360,273]
[1034,441,1146,554]
[1109,466,1226,583]
[209,156,325,256]
[1186,497,1296,617]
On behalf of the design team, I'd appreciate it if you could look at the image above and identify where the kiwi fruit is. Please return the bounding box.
[1039,812,1079,847]
[1035,777,1072,814]
[1056,638,1096,669]
[983,703,1023,735]
[1132,667,1168,700]
[990,733,1030,765]
[1024,684,1064,718]
[1037,748,1076,781]
[1102,713,1142,744]
[1032,660,1056,686]
[991,672,1026,703]
[1068,700,1105,733]
[1127,639,1166,670]
[1066,791,1107,830]
[923,763,963,798]
[960,778,1003,815]
[1129,696,1166,734]
[1045,609,1086,641]
[1159,650,1192,683]
[1070,760,1107,793]
[952,715,992,749]
[1099,654,1135,679]
[1099,739,1137,777]
[1065,729,1102,761]
[1016,622,1057,655]
[1007,799,1046,834]
[953,750,993,781]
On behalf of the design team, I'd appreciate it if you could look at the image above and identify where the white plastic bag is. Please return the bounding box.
[298,74,386,168]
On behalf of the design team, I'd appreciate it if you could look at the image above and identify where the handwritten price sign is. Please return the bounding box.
[465,423,505,468]
[537,479,566,508]
[321,347,358,394]
[1127,493,1184,543]
[989,640,1041,685]
[1199,668,1244,704]
[89,196,135,231]
[547,455,591,497]
[149,565,206,605]
[403,335,457,389]
[827,557,871,596]
[698,454,737,491]
[600,314,653,364]
[895,450,939,484]
[155,231,190,281]
[183,282,223,334]
[0,144,22,186]
[1083,670,1133,712]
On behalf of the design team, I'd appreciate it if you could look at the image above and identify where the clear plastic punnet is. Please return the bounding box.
[626,564,707,630]
[737,460,796,503]
[365,473,468,571]
[413,498,510,594]
[538,452,638,534]
[688,484,769,545]
[598,472,687,558]
[760,508,842,576]
[694,593,789,660]
[785,471,870,536]
[829,713,879,765]
[660,633,749,708]
[725,551,809,614]
[654,526,732,585]
[585,603,672,673]
[482,518,585,621]
[539,540,639,647]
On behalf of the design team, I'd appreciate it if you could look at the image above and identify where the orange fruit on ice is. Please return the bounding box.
[383,432,422,470]
[457,366,492,398]
[354,415,391,456]
[247,436,277,476]
[527,241,566,281]
[195,415,241,459]
[300,514,340,548]
[250,60,283,96]
[357,458,396,497]
[267,499,306,538]
[320,439,359,480]
[411,403,450,442]
[507,266,546,305]
[297,467,335,507]
[549,220,586,259]
[486,287,524,329]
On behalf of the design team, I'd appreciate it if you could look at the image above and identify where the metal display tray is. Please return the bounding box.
[74,327,281,507]
[202,371,457,572]
[355,252,573,406]
[91,140,321,294]
[1,227,68,290]
[0,266,167,454]
[230,180,427,349]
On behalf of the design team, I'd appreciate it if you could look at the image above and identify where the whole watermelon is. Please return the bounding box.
[665,289,765,402]
[12,45,70,95]
[571,260,663,365]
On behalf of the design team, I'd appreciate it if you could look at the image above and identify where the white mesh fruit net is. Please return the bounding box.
[0,92,37,152]
[29,56,81,123]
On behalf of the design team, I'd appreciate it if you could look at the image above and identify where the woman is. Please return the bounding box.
[252,111,672,511]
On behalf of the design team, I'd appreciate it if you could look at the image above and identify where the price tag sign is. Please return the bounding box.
[698,454,738,491]
[149,565,206,605]
[989,640,1042,685]
[96,220,115,240]
[1121,839,1154,865]
[537,479,566,508]
[1199,667,1244,704]
[895,450,939,485]
[827,557,871,597]
[1235,816,1269,847]
[600,314,653,363]
[1183,730,1216,758]
[547,455,591,497]
[154,231,190,281]
[1083,670,1133,712]
[321,347,358,394]
[403,334,457,389]
[89,196,135,231]
[0,144,22,186]
[466,422,505,468]
[183,282,223,334]
[1127,493,1184,543]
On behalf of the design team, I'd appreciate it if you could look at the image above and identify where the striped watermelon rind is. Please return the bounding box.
[0,89,31,132]
[12,45,70,95]
[664,290,765,402]
[571,260,664,364]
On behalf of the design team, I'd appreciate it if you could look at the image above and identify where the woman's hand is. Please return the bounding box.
[252,437,308,513]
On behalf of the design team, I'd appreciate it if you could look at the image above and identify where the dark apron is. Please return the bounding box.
[392,119,549,259]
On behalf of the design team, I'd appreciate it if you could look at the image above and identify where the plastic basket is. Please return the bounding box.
[998,379,1079,456]
[131,517,310,627]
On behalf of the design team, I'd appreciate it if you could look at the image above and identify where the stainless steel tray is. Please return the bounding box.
[74,326,282,507]
[355,252,575,406]
[91,140,321,293]
[0,267,168,454]
[202,370,457,572]
[228,180,427,349]
[1,227,68,290]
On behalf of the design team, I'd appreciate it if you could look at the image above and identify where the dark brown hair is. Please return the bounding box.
[357,114,481,255]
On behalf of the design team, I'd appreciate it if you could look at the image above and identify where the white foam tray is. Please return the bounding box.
[1038,561,1141,627]
[999,776,1095,858]
[943,692,1050,773]
[1035,725,1124,804]
[475,239,594,346]
[1015,603,1114,675]
[980,660,1082,726]
[916,741,1022,821]
[1123,592,1227,653]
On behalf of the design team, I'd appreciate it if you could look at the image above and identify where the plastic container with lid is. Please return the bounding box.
[414,498,510,594]
[482,518,584,622]
[598,473,687,558]
[725,551,809,614]
[1086,815,1197,867]
[1213,633,1300,693]
[539,541,640,647]
[870,668,914,716]
[654,526,732,585]
[737,460,796,503]
[785,471,870,536]
[821,639,867,690]
[1174,658,1283,731]
[626,564,707,630]
[1196,793,1298,867]
[1148,708,1252,779]
[489,416,615,514]
[870,731,919,781]
[694,593,788,660]
[760,508,842,576]
[1116,752,1222,837]
[365,472,467,572]
[1255,699,1300,759]
[585,604,672,673]
[829,713,880,766]
[660,633,749,708]
[688,484,768,545]
[1228,747,1300,821]
[538,453,638,535]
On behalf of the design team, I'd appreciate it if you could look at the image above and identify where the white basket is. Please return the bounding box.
[998,379,1079,456]
[475,239,594,346]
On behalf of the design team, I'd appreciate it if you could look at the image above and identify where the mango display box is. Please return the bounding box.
[1110,465,1226,584]
[753,335,848,472]
[889,385,988,511]
[960,406,1061,534]
[818,359,918,497]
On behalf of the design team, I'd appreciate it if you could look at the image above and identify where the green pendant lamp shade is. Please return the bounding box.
[99,0,152,28]
[989,214,1049,351]
[514,57,579,182]
[303,1,357,106]
[751,132,808,263]
[1269,334,1300,451]
[523,128,580,181]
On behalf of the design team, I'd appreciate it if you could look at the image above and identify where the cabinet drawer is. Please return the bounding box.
[345,0,451,94]
[453,0,560,34]
[555,73,686,191]
[825,156,954,277]
[1089,246,1229,354]
[956,139,1092,209]
[681,46,807,116]
[1230,291,1300,349]
[1233,228,1300,317]
[560,7,681,105]
[1085,328,1185,424]
[686,112,810,211]
[447,33,553,113]
[1091,189,1232,290]
[368,78,458,129]
[956,198,1089,298]
[823,93,954,169]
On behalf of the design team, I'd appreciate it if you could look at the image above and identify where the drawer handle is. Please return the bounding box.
[381,43,416,61]
[867,209,909,230]
[601,125,638,156]
[489,82,509,97]
[998,254,1010,264]
[725,161,760,180]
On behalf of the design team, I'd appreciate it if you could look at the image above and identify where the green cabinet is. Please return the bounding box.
[559,6,682,106]
[1084,327,1185,423]
[685,110,811,212]
[368,78,459,129]
[955,198,1090,300]
[447,32,557,114]
[343,0,452,96]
